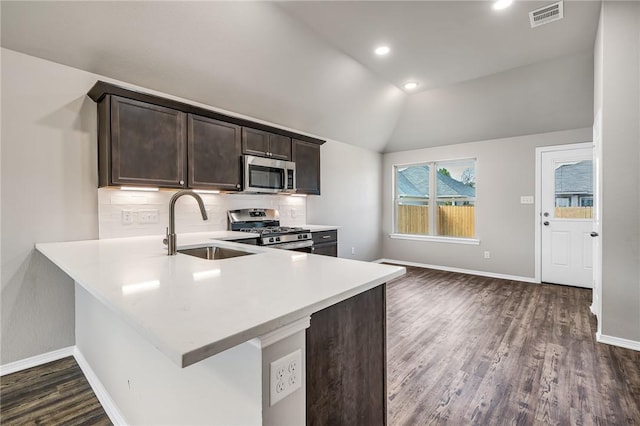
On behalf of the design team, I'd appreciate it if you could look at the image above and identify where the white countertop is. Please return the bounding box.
[36,231,404,368]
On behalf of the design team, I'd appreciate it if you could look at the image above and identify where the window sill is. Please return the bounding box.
[389,233,480,245]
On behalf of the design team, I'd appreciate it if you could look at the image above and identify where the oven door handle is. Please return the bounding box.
[272,240,314,250]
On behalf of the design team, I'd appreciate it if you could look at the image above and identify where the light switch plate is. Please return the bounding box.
[520,195,534,204]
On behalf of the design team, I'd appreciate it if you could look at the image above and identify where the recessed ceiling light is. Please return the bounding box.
[374,46,390,56]
[403,82,418,90]
[493,0,513,10]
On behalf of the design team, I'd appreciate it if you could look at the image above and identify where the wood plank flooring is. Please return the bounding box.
[386,265,640,425]
[0,356,111,425]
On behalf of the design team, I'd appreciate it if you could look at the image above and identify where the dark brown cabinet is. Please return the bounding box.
[311,230,337,257]
[99,95,187,188]
[188,115,242,191]
[90,81,325,191]
[242,127,291,160]
[306,284,387,425]
[292,139,321,195]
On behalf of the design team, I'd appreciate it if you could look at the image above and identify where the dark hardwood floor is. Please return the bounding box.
[386,265,640,425]
[0,356,111,425]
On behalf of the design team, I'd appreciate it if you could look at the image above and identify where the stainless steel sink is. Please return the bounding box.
[177,245,255,260]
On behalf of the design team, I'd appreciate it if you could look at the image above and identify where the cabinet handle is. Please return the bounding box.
[322,235,331,239]
[236,184,241,189]
[179,180,185,185]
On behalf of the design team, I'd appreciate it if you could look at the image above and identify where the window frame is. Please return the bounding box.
[391,158,479,245]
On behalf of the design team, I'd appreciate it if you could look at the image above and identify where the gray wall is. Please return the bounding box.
[386,51,594,152]
[306,140,383,261]
[382,128,592,279]
[1,49,99,363]
[0,49,385,364]
[596,1,640,342]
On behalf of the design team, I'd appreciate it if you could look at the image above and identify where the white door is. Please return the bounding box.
[541,147,594,288]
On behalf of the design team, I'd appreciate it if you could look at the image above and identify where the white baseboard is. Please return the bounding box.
[0,346,75,376]
[375,258,539,284]
[74,347,128,426]
[596,333,640,352]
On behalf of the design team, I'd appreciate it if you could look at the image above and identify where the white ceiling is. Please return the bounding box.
[1,1,600,152]
[277,1,601,93]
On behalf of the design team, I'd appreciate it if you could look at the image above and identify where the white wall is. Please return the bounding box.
[382,128,592,279]
[596,1,640,343]
[306,140,383,261]
[98,189,307,239]
[1,49,99,364]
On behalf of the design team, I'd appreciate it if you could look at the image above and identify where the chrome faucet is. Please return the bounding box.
[164,190,208,255]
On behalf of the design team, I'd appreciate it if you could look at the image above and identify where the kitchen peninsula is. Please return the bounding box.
[36,232,404,425]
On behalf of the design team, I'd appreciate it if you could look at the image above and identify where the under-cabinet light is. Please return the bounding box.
[193,189,221,194]
[403,82,418,90]
[120,186,159,192]
[290,193,307,197]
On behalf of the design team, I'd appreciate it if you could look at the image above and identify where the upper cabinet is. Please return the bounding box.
[242,128,291,160]
[100,95,187,188]
[188,115,242,191]
[89,81,324,193]
[292,139,321,195]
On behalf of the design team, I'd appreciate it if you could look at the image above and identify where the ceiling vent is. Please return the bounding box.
[529,1,564,28]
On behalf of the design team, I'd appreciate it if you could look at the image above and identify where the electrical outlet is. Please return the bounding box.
[270,349,302,406]
[121,209,133,225]
[138,209,159,224]
[351,247,356,255]
[484,251,491,259]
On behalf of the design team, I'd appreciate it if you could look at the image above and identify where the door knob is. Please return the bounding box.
[543,221,550,226]
[590,232,599,237]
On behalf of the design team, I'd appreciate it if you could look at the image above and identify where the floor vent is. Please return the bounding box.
[529,1,564,28]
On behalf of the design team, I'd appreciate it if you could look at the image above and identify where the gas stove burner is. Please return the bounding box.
[229,208,313,248]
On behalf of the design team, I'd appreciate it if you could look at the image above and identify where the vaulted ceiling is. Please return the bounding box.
[1,1,600,152]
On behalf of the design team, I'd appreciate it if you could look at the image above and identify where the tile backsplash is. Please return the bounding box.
[98,188,307,239]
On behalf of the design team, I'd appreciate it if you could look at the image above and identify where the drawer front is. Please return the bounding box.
[312,230,337,245]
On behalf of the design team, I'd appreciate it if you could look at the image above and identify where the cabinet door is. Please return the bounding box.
[242,127,291,160]
[292,139,321,195]
[312,244,337,257]
[110,96,186,188]
[268,134,292,160]
[188,115,242,191]
[242,128,270,157]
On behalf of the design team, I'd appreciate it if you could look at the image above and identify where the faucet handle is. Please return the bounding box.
[163,227,168,246]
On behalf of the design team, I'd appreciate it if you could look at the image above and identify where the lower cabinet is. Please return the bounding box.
[306,284,387,425]
[311,230,337,257]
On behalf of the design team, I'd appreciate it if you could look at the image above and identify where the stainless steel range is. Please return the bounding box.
[228,208,313,250]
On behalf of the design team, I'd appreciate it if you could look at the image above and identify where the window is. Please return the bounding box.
[395,159,476,239]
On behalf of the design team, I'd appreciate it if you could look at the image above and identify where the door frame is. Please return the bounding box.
[534,142,593,283]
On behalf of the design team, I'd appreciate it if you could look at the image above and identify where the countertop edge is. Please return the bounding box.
[181,266,404,367]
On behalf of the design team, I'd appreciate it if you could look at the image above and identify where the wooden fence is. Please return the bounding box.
[397,205,475,238]
[555,207,593,219]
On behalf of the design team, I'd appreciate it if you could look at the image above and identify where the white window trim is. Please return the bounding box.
[392,158,477,242]
[389,233,480,245]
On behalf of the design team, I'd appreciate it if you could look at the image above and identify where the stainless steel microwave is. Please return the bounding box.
[243,155,296,194]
